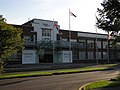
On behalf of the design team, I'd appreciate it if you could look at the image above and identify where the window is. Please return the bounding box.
[117,52,120,59]
[78,40,86,46]
[62,38,68,41]
[70,39,77,42]
[42,28,51,37]
[88,52,94,59]
[103,41,108,49]
[110,51,115,59]
[87,40,94,48]
[79,51,86,60]
[103,52,108,59]
[96,52,101,59]
[42,28,51,41]
[96,41,101,48]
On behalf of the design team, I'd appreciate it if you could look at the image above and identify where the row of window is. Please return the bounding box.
[24,36,108,49]
[41,29,109,49]
[78,40,108,49]
[79,51,118,60]
[79,51,108,60]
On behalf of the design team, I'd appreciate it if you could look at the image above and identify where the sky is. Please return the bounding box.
[0,0,105,33]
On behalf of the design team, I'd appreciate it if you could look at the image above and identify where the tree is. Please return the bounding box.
[0,15,24,75]
[96,0,120,44]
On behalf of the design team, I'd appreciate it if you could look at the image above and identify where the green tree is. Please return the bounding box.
[0,15,24,75]
[96,0,120,44]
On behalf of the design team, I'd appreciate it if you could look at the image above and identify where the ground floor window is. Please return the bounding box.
[96,52,101,59]
[103,52,108,59]
[110,51,115,59]
[79,51,86,60]
[88,52,94,60]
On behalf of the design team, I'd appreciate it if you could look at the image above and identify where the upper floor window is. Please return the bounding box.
[42,28,51,37]
[96,41,101,48]
[103,41,108,49]
[78,39,86,46]
[87,40,94,48]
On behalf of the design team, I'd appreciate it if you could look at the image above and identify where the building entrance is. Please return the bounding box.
[39,54,53,63]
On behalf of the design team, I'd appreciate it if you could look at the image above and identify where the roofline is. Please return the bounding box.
[33,18,58,23]
[60,29,107,35]
[22,18,58,25]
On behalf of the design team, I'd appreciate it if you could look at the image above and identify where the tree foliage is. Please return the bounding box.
[96,0,120,43]
[0,16,24,61]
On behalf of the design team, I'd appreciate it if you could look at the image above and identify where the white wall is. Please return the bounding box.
[54,51,72,63]
[63,51,72,63]
[22,50,37,64]
[32,19,59,41]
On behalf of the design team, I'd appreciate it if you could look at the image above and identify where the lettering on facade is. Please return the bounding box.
[43,23,50,27]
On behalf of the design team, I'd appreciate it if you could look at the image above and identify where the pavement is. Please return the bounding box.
[5,62,120,73]
[3,63,120,90]
[5,63,97,73]
[0,69,119,90]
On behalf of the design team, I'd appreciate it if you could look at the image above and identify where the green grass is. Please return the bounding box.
[52,67,109,74]
[85,78,120,90]
[0,67,110,80]
[0,72,52,79]
[102,64,117,67]
[85,81,113,90]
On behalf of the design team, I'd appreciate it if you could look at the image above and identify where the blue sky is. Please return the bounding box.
[0,0,104,33]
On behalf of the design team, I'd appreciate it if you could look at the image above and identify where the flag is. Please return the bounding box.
[54,22,59,30]
[70,11,77,17]
[53,22,60,33]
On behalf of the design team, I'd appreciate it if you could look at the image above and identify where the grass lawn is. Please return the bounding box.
[0,66,112,80]
[85,77,120,90]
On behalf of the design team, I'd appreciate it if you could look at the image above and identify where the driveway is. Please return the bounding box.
[0,70,119,90]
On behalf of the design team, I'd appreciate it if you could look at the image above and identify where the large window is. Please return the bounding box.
[42,28,51,41]
[96,52,101,59]
[103,52,108,59]
[103,41,108,49]
[87,40,94,48]
[88,52,94,59]
[78,40,86,46]
[117,52,120,59]
[96,41,101,48]
[79,51,86,60]
[42,28,51,37]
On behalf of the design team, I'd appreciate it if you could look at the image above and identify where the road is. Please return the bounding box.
[0,70,119,90]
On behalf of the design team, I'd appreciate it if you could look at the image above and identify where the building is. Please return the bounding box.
[7,19,120,65]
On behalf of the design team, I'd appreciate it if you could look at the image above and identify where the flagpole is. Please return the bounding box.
[69,9,71,63]
[53,19,55,65]
[95,12,98,64]
[95,25,98,64]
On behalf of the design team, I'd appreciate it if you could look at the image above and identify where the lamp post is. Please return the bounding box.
[95,12,98,64]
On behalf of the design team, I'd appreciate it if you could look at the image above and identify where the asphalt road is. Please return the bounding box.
[0,70,119,90]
